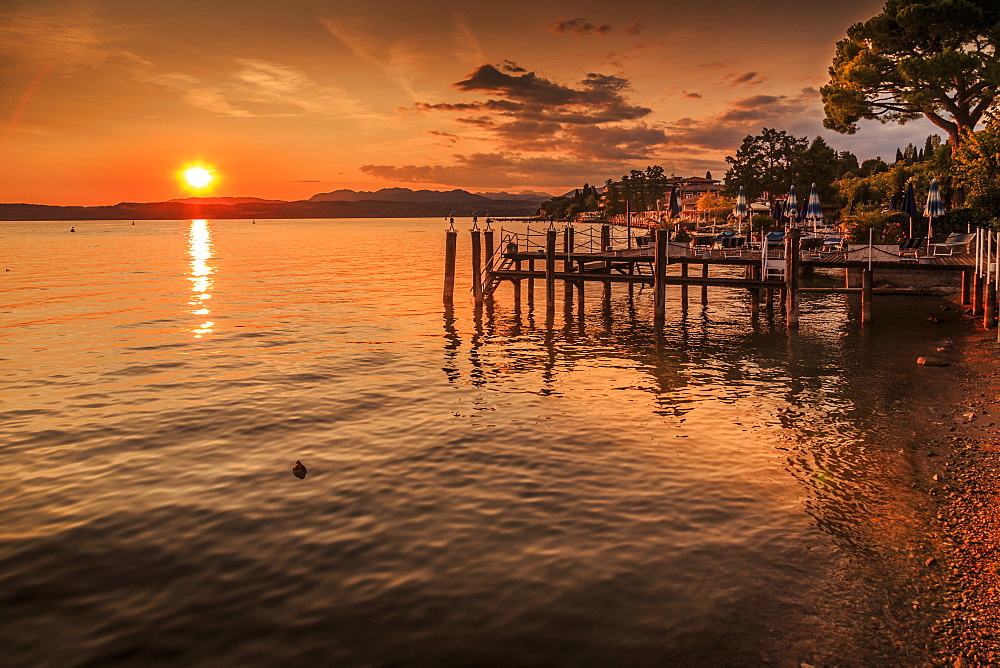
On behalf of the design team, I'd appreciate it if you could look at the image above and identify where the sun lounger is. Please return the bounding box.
[930,232,975,256]
[898,237,926,260]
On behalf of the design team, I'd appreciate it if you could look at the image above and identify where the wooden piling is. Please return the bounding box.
[974,271,984,317]
[601,225,612,304]
[577,261,585,323]
[563,227,574,316]
[680,262,689,310]
[961,270,972,305]
[701,263,709,305]
[654,229,667,320]
[985,281,996,329]
[513,259,522,311]
[785,229,800,328]
[527,258,535,306]
[861,268,873,323]
[545,229,556,315]
[750,264,760,319]
[443,229,457,304]
[471,229,483,305]
[628,263,634,298]
[483,229,494,276]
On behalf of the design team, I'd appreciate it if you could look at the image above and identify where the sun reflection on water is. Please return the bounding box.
[187,219,214,338]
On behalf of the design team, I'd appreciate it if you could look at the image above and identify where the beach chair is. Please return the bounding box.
[691,235,715,253]
[720,236,746,258]
[930,232,975,256]
[821,237,845,253]
[764,231,785,256]
[898,237,926,261]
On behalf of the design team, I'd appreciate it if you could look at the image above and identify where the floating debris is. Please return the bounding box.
[292,460,307,479]
[918,356,950,367]
[928,316,943,323]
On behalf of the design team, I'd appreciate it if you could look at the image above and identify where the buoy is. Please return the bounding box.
[70,227,75,232]
[292,460,307,479]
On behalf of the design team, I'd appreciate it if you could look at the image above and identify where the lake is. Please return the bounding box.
[1,218,961,664]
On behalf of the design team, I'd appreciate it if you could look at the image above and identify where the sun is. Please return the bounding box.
[182,167,215,189]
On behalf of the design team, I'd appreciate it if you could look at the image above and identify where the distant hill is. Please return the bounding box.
[0,198,541,221]
[310,188,492,203]
[167,196,286,205]
[309,187,550,204]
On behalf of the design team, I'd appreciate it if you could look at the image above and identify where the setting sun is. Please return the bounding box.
[181,167,214,189]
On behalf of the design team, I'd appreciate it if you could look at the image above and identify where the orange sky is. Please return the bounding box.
[0,0,940,206]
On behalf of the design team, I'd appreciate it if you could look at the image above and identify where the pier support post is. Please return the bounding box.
[513,259,522,312]
[628,263,635,299]
[471,229,483,306]
[961,270,972,305]
[563,227,574,318]
[701,263,709,305]
[654,228,668,321]
[545,229,557,317]
[483,229,494,276]
[974,271,985,317]
[528,258,535,307]
[750,264,760,319]
[680,262,689,310]
[601,225,612,305]
[785,229,800,328]
[443,229,457,304]
[985,281,996,329]
[861,269,873,324]
[577,261,586,324]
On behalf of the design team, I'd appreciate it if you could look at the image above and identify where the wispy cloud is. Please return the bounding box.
[550,18,612,36]
[149,59,384,120]
[320,17,427,100]
[451,11,484,67]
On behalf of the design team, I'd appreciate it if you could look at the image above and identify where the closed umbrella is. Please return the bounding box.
[805,183,823,235]
[771,199,785,223]
[924,178,945,252]
[784,185,799,227]
[902,181,919,238]
[669,187,682,218]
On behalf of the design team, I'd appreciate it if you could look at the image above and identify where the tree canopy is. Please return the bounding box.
[724,128,840,202]
[952,113,1000,213]
[822,0,1000,146]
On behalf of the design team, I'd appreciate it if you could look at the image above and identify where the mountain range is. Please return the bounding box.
[0,188,553,220]
[308,188,552,203]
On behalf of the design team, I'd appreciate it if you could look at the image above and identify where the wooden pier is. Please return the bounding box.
[444,222,986,331]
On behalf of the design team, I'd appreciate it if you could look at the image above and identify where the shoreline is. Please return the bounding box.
[924,316,1000,663]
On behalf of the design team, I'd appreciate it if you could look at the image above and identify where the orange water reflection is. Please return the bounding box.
[187,219,214,338]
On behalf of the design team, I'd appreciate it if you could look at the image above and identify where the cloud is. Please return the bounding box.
[683,91,702,99]
[149,59,383,120]
[451,11,484,66]
[625,19,642,35]
[320,17,428,99]
[664,88,820,150]
[550,18,611,36]
[361,152,635,187]
[720,71,767,87]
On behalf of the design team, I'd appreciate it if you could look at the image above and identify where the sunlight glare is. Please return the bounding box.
[183,167,214,189]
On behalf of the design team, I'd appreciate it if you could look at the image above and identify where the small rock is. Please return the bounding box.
[292,460,308,479]
[928,316,943,323]
[918,356,950,367]
[926,557,938,567]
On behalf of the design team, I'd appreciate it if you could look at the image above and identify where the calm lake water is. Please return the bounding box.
[2,218,965,665]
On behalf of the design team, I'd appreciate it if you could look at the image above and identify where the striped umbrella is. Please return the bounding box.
[734,186,748,220]
[784,185,799,225]
[924,178,945,249]
[805,183,822,234]
[668,187,682,217]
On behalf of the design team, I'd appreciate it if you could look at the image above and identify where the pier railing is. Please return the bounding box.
[500,223,651,255]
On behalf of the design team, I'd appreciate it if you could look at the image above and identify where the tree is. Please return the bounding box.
[724,128,808,200]
[953,114,1000,214]
[821,0,1000,147]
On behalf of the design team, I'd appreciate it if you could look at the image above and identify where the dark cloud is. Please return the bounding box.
[683,90,702,99]
[428,130,459,143]
[722,71,766,87]
[360,152,636,187]
[500,59,526,73]
[624,19,642,35]
[550,18,611,36]
[665,89,820,149]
